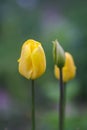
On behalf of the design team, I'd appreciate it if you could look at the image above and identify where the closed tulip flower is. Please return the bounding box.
[54,52,76,82]
[18,39,46,79]
[53,40,65,68]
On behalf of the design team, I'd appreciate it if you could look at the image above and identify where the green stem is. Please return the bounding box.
[59,68,64,130]
[63,82,67,130]
[63,82,66,126]
[32,80,35,130]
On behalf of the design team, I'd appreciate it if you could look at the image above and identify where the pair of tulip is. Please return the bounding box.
[18,39,76,130]
[18,39,76,82]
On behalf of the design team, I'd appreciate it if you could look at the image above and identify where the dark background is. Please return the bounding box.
[0,0,87,129]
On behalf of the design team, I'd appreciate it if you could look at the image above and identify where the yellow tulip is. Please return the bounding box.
[54,52,76,82]
[18,39,46,79]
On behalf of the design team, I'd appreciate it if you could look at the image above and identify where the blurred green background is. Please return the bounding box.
[0,0,87,130]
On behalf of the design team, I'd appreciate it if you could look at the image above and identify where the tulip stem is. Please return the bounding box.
[32,80,35,130]
[63,82,66,125]
[59,68,64,130]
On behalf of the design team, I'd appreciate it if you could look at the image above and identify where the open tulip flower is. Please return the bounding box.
[54,52,76,83]
[18,39,46,79]
[18,39,46,130]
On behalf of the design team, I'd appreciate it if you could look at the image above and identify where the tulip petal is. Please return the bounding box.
[18,42,33,79]
[31,45,46,79]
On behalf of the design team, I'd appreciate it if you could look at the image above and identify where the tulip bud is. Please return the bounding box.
[53,40,65,68]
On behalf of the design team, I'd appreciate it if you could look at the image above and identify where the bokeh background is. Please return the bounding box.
[0,0,87,130]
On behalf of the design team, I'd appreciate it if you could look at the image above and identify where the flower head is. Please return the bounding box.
[53,40,65,68]
[18,39,46,79]
[54,52,76,82]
